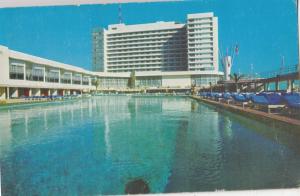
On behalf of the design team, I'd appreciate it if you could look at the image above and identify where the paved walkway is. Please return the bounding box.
[190,95,300,129]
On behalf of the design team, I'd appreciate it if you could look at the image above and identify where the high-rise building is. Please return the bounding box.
[105,22,187,72]
[92,28,105,72]
[187,13,218,71]
[92,12,218,73]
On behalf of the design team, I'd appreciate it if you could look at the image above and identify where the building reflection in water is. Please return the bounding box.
[104,114,111,158]
[223,116,233,140]
[165,100,223,192]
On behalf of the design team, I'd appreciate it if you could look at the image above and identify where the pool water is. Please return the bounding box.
[1,96,300,195]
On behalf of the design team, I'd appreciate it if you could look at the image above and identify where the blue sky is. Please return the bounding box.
[0,0,298,74]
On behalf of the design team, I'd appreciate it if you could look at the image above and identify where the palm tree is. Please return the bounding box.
[191,83,197,95]
[230,73,244,92]
[94,78,100,93]
[128,71,136,89]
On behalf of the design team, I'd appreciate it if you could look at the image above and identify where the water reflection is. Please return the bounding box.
[223,116,233,140]
[1,96,300,195]
[104,114,111,158]
[166,100,222,192]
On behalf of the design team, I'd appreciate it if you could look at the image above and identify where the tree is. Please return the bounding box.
[94,78,100,92]
[128,71,136,89]
[191,83,197,95]
[230,73,244,92]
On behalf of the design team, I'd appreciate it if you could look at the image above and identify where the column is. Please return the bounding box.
[286,80,292,93]
[275,81,279,91]
[43,66,46,82]
[58,69,61,84]
[11,88,18,98]
[264,82,268,92]
[6,87,10,99]
[23,65,26,80]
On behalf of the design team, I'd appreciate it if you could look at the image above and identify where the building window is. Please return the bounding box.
[61,73,72,84]
[82,77,90,85]
[72,75,81,85]
[31,68,44,81]
[46,70,59,83]
[9,64,24,80]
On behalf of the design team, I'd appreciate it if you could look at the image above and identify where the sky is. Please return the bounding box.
[0,0,298,74]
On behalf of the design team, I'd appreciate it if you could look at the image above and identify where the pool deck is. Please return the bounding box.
[0,99,50,105]
[0,98,73,106]
[190,95,300,129]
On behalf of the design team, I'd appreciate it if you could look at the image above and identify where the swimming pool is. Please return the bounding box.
[1,96,300,195]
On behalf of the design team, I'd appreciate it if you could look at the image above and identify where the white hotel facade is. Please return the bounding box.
[0,12,223,100]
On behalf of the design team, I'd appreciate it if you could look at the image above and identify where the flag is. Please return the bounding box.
[235,44,239,55]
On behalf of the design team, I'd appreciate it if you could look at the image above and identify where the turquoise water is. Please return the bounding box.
[1,96,300,195]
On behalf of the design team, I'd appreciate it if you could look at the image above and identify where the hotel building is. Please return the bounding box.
[0,12,223,100]
[93,12,218,73]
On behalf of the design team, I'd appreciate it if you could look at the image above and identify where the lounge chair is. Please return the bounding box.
[232,94,250,108]
[214,93,223,102]
[283,93,300,111]
[222,92,232,104]
[251,93,285,113]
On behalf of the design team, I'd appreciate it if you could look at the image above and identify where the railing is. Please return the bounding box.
[241,64,299,80]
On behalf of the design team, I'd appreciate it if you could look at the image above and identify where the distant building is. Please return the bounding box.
[92,12,218,73]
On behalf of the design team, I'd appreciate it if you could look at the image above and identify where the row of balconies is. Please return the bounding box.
[107,59,187,66]
[106,47,187,55]
[189,55,213,60]
[188,45,214,51]
[188,34,213,39]
[188,27,212,32]
[107,42,186,50]
[107,44,187,52]
[188,42,213,47]
[107,63,184,69]
[188,62,214,67]
[188,38,213,43]
[106,37,186,47]
[187,23,213,28]
[107,65,185,72]
[187,30,213,35]
[107,62,185,68]
[107,40,186,48]
[107,55,186,62]
[188,18,212,23]
[106,29,185,39]
[188,58,214,63]
[107,51,188,58]
[106,33,186,43]
[188,47,214,52]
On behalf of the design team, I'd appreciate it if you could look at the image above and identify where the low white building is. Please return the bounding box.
[0,44,222,100]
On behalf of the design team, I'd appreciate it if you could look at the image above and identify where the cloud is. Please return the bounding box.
[0,0,183,8]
